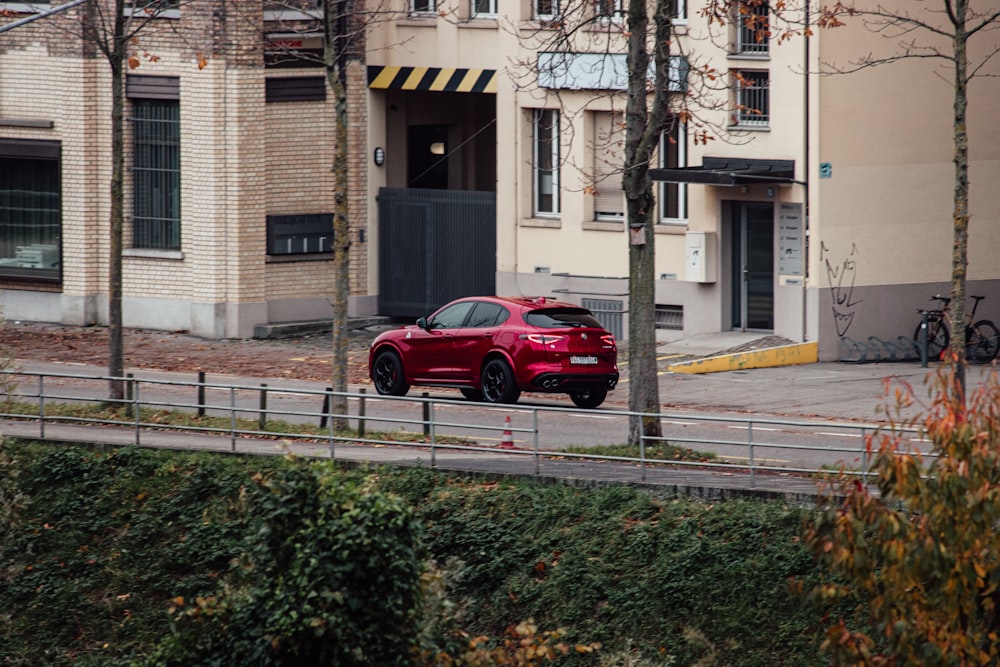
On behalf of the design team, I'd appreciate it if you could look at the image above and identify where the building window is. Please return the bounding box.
[593,111,624,220]
[472,0,497,17]
[132,100,181,250]
[411,0,435,14]
[659,120,687,222]
[535,0,558,20]
[733,70,769,127]
[736,0,769,54]
[596,0,624,21]
[672,0,687,20]
[533,109,560,216]
[0,144,61,281]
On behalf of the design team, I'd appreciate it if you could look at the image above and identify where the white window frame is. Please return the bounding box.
[471,0,497,18]
[659,120,688,224]
[532,109,560,217]
[535,0,559,21]
[733,69,769,127]
[593,111,625,221]
[595,0,625,22]
[672,0,687,22]
[735,0,769,55]
[410,0,436,16]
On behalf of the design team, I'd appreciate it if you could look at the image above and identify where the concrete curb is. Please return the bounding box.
[667,341,819,374]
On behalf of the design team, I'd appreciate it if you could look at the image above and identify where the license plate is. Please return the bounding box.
[570,355,599,365]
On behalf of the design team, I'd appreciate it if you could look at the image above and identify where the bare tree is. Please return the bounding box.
[265,0,390,428]
[14,0,203,401]
[702,0,1000,404]
[509,0,731,444]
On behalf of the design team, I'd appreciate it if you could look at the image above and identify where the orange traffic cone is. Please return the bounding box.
[501,415,514,449]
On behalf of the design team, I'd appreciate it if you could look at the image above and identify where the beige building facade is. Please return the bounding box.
[1,1,998,363]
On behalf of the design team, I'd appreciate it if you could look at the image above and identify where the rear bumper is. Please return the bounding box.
[529,372,619,392]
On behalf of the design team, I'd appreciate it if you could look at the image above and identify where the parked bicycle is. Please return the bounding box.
[913,294,1000,364]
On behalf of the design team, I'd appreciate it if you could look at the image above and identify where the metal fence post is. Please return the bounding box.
[125,373,134,419]
[640,432,647,482]
[38,375,45,439]
[357,387,366,438]
[229,387,236,452]
[258,384,268,431]
[533,410,540,476]
[422,392,430,438]
[918,311,929,368]
[133,379,141,446]
[197,370,206,417]
[748,420,755,489]
[429,400,436,469]
[319,387,332,428]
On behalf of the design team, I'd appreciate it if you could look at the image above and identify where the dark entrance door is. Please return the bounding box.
[407,125,449,189]
[730,202,774,330]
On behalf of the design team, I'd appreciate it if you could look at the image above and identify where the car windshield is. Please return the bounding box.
[524,308,604,329]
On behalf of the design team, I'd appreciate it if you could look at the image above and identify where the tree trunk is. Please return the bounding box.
[623,0,671,444]
[326,0,351,430]
[948,0,970,406]
[107,0,126,402]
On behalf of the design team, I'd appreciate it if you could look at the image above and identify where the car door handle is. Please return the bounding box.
[482,333,493,338]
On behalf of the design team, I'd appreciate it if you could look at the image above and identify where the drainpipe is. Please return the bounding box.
[802,2,811,343]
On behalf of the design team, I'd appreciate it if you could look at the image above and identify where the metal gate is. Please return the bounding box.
[377,187,496,318]
[582,298,624,340]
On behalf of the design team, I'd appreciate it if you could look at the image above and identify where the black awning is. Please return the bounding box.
[649,157,796,186]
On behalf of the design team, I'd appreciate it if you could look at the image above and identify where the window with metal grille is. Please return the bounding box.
[736,1,769,54]
[472,0,497,17]
[533,109,560,216]
[734,70,769,127]
[655,304,683,330]
[411,0,435,14]
[659,119,687,223]
[593,111,624,220]
[132,100,181,250]
[535,0,558,20]
[596,0,624,20]
[0,153,61,280]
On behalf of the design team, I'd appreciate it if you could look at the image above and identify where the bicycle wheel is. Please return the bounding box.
[966,320,1000,364]
[914,318,949,360]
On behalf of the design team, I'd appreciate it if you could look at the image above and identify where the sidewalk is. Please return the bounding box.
[4,327,991,502]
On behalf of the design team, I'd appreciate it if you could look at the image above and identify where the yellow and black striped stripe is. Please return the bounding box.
[367,66,497,94]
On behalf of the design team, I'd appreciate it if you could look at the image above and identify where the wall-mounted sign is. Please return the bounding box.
[778,203,804,276]
[819,162,832,178]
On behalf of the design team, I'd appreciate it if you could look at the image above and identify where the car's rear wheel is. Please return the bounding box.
[372,349,409,396]
[569,388,607,409]
[460,388,484,402]
[481,359,520,404]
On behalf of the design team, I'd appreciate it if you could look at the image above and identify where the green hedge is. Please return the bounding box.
[0,441,838,666]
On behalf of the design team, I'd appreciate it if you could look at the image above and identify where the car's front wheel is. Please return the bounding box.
[569,388,607,409]
[372,349,409,396]
[481,359,520,404]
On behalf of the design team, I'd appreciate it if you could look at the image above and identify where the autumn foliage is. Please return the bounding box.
[806,364,1000,665]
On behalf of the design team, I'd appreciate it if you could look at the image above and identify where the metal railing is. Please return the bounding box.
[0,369,926,489]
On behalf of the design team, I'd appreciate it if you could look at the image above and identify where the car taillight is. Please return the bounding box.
[601,334,616,347]
[522,333,565,345]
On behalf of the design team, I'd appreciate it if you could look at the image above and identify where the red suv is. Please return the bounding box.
[368,296,619,408]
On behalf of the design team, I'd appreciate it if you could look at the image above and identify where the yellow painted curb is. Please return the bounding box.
[667,341,818,374]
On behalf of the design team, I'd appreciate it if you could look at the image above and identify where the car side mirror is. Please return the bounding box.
[416,316,429,330]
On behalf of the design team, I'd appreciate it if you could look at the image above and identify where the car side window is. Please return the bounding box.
[428,301,475,329]
[466,302,508,328]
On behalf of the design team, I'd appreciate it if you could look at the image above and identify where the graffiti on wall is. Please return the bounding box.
[821,241,862,337]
